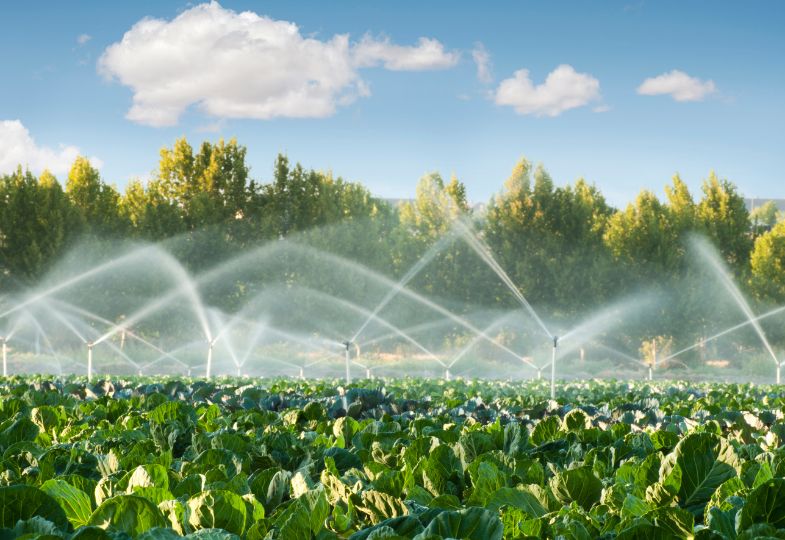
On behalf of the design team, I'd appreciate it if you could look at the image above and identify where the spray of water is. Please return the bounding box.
[455,218,553,339]
[662,304,785,364]
[352,229,458,342]
[691,236,778,365]
[0,245,159,319]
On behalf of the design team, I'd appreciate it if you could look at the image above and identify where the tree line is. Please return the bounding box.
[1,136,784,326]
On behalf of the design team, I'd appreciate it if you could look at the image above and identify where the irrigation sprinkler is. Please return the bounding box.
[86,341,94,382]
[1,336,7,377]
[649,339,656,381]
[550,335,558,399]
[445,368,451,381]
[206,339,215,379]
[342,340,353,384]
[299,367,305,379]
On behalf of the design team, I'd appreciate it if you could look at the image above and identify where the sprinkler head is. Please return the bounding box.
[342,340,352,351]
[87,341,94,350]
[552,336,559,347]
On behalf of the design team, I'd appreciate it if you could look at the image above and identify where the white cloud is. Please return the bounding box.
[494,64,601,116]
[77,33,92,45]
[637,70,716,101]
[471,42,492,84]
[0,120,102,176]
[99,2,458,127]
[354,35,458,71]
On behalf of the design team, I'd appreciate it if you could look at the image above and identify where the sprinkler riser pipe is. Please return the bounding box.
[778,363,781,385]
[1,339,6,377]
[550,338,558,400]
[445,368,451,381]
[366,368,371,380]
[299,367,304,379]
[343,341,352,385]
[206,342,214,379]
[87,343,93,382]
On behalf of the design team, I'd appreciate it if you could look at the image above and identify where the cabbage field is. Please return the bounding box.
[2,377,785,539]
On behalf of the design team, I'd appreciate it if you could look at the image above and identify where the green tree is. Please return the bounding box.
[156,137,253,230]
[695,172,752,268]
[66,157,126,236]
[0,168,77,285]
[750,200,779,235]
[259,154,382,238]
[399,172,468,240]
[750,221,785,302]
[393,172,483,306]
[664,174,696,235]
[120,179,185,240]
[604,190,679,273]
[485,159,613,313]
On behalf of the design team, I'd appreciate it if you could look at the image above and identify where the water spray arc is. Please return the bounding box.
[693,238,780,382]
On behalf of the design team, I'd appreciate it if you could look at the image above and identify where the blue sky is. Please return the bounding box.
[0,1,782,207]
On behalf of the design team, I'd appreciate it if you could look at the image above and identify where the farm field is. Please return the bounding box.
[2,377,785,539]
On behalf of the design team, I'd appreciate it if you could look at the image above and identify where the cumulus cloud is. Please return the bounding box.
[637,70,716,101]
[99,2,458,127]
[0,120,101,175]
[354,35,458,71]
[471,42,492,84]
[77,33,92,45]
[494,64,601,116]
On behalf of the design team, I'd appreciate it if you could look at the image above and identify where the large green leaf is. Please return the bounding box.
[137,527,181,540]
[421,445,463,497]
[187,490,247,536]
[421,507,503,540]
[486,486,547,517]
[659,432,739,517]
[356,490,408,524]
[531,416,561,445]
[0,485,69,531]
[87,494,167,537]
[185,529,241,540]
[348,516,424,540]
[0,416,40,450]
[549,466,603,510]
[117,464,170,492]
[737,478,785,531]
[11,515,64,539]
[40,479,93,528]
